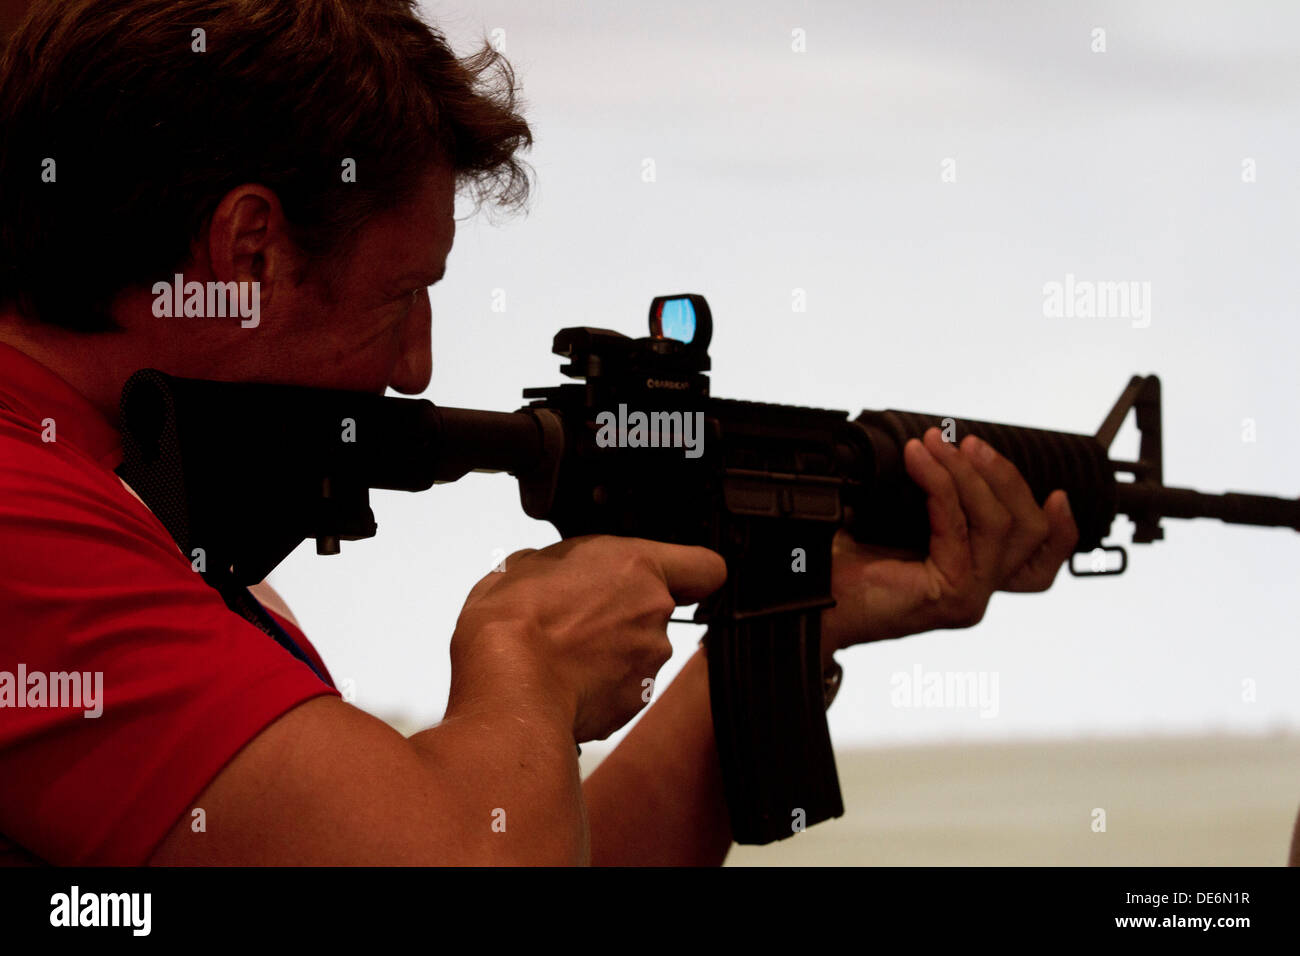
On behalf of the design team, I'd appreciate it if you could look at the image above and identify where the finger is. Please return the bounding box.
[903,434,970,580]
[1037,489,1080,578]
[1003,490,1080,592]
[924,428,1011,578]
[960,434,1050,577]
[634,540,729,605]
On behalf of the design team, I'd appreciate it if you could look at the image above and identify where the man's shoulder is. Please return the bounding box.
[0,407,114,482]
[0,408,182,569]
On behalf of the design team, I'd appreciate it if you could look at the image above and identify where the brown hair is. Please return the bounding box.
[0,0,532,331]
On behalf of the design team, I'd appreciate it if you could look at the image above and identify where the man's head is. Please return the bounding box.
[0,0,530,406]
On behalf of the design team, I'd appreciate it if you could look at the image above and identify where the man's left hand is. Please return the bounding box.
[821,427,1080,656]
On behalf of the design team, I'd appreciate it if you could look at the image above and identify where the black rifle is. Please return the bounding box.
[117,293,1300,845]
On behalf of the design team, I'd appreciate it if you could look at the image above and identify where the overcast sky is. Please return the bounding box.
[269,0,1300,748]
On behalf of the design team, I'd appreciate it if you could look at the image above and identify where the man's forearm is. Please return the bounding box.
[583,647,733,866]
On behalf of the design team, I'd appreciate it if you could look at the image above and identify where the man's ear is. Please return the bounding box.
[204,184,303,304]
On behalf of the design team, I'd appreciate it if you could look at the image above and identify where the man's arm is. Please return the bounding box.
[149,642,589,866]
[584,647,732,866]
[147,537,724,865]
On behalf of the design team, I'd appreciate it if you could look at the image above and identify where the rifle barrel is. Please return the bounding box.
[1116,482,1300,531]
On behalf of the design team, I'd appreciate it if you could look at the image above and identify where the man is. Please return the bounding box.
[0,0,1078,865]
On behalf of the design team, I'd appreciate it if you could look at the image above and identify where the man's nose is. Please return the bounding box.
[388,288,432,395]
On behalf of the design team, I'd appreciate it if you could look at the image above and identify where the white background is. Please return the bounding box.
[270,0,1300,749]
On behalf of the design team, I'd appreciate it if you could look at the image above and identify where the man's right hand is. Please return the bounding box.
[449,536,728,742]
[149,535,726,865]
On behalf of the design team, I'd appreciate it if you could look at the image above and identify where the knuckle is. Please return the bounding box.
[947,594,988,628]
[1014,518,1050,553]
[940,507,970,545]
[1027,571,1055,592]
[936,470,962,502]
[1028,515,1051,544]
[947,451,976,479]
[998,461,1028,491]
[650,592,676,622]
[980,448,1012,478]
[988,508,1013,538]
[617,547,653,580]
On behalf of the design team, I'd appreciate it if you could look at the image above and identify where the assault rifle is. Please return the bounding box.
[117,294,1300,845]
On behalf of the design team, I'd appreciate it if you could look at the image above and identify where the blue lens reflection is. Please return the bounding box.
[660,297,696,343]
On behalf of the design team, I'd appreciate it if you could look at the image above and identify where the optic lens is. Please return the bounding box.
[657,297,697,344]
